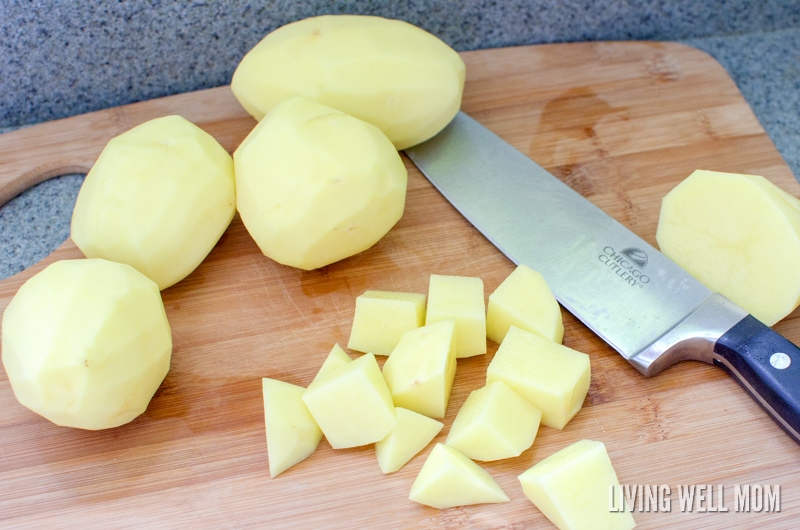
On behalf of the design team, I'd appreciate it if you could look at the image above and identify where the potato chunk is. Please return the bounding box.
[375,407,443,474]
[657,169,800,326]
[486,326,590,430]
[382,319,457,419]
[234,96,408,270]
[1,259,172,430]
[231,15,466,150]
[409,443,510,509]
[302,353,396,449]
[262,378,323,478]
[311,343,352,384]
[71,115,235,290]
[445,380,542,462]
[347,290,426,355]
[425,274,487,358]
[518,439,636,530]
[487,265,563,344]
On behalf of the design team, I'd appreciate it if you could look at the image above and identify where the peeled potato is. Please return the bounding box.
[1,259,172,430]
[231,14,465,150]
[234,95,407,270]
[656,169,800,326]
[71,115,235,290]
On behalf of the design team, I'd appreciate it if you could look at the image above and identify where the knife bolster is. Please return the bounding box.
[628,293,747,377]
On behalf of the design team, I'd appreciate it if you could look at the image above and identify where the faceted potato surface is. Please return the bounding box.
[71,115,235,290]
[262,378,323,478]
[348,290,426,355]
[487,264,564,344]
[231,14,466,149]
[375,407,443,474]
[445,380,542,462]
[487,326,590,430]
[657,169,800,326]
[234,96,407,271]
[302,353,396,449]
[425,274,486,358]
[409,443,509,509]
[518,439,636,530]
[1,259,172,430]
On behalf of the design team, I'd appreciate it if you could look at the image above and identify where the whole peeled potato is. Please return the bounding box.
[71,115,235,290]
[234,95,407,270]
[231,15,465,150]
[1,258,172,430]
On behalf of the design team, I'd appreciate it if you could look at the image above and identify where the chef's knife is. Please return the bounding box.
[405,111,800,443]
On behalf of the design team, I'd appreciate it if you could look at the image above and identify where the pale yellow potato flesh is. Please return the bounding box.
[262,378,323,478]
[71,115,235,290]
[656,169,800,326]
[486,326,590,430]
[1,259,172,430]
[311,343,352,384]
[425,274,487,358]
[347,290,426,355]
[375,407,443,474]
[409,443,510,509]
[518,439,636,530]
[302,353,396,449]
[487,264,564,344]
[234,96,408,270]
[231,15,465,150]
[382,319,457,419]
[445,380,542,462]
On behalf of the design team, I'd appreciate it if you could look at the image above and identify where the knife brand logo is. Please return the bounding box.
[598,246,651,287]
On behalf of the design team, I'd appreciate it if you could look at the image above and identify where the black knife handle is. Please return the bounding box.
[715,315,800,442]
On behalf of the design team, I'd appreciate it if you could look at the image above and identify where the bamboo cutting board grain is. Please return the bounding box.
[1,42,800,529]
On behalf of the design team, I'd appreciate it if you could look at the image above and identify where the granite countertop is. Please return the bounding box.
[1,1,799,280]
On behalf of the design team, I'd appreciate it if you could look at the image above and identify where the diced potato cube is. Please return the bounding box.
[425,274,486,358]
[262,378,323,478]
[445,380,542,461]
[347,290,426,355]
[302,353,396,449]
[518,439,636,530]
[311,343,352,384]
[382,319,457,419]
[487,264,564,344]
[486,326,590,430]
[375,407,443,474]
[409,443,510,509]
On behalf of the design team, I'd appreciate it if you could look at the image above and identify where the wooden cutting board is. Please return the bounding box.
[2,41,799,529]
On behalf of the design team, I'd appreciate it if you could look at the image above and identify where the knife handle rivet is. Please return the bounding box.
[770,352,791,370]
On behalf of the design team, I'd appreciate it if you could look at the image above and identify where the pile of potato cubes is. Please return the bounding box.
[261,265,635,530]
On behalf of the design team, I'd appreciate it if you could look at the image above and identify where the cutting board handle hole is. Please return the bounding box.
[0,172,85,280]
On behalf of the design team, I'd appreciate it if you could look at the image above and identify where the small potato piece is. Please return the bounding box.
[348,290,426,355]
[71,115,235,290]
[518,439,636,530]
[1,259,172,430]
[382,319,457,419]
[234,96,408,270]
[445,380,542,462]
[375,407,443,474]
[231,15,466,150]
[487,264,563,344]
[311,343,352,384]
[302,353,396,449]
[657,169,800,326]
[425,274,486,358]
[409,443,510,509]
[262,378,323,478]
[487,326,590,430]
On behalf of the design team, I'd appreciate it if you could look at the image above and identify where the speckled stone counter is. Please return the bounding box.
[1,0,799,279]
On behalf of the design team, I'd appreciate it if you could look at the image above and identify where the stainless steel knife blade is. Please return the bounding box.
[405,111,800,442]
